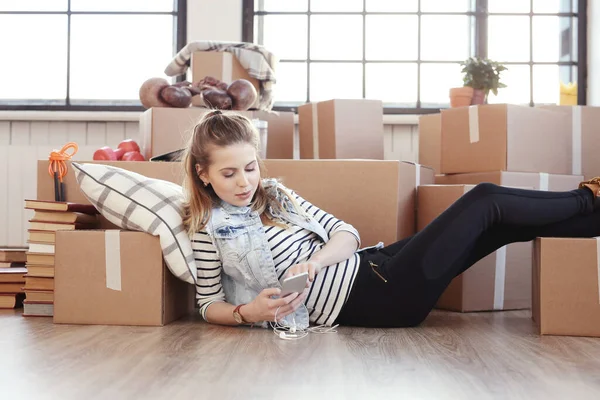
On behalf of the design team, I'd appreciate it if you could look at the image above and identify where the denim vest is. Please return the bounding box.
[205,179,329,329]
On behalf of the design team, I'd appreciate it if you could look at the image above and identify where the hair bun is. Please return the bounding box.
[206,110,223,117]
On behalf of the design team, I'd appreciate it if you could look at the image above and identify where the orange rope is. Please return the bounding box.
[48,142,78,182]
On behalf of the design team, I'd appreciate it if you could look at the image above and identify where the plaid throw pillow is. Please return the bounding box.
[71,162,196,284]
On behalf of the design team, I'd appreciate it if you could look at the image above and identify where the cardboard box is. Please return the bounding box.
[190,51,261,108]
[537,105,600,180]
[298,99,383,159]
[435,170,583,191]
[418,113,441,173]
[417,184,532,312]
[262,160,434,246]
[533,237,600,337]
[37,160,184,204]
[54,230,195,326]
[139,107,294,160]
[440,104,571,174]
[38,160,433,248]
[191,51,260,91]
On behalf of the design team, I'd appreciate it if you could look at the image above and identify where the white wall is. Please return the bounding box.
[187,0,242,42]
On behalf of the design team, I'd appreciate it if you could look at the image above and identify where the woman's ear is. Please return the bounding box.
[196,164,209,187]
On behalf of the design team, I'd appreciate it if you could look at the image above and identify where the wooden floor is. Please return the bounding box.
[1,309,599,400]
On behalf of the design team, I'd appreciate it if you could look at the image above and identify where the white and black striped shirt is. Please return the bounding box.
[193,191,361,326]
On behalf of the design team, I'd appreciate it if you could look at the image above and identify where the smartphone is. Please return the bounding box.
[280,272,309,297]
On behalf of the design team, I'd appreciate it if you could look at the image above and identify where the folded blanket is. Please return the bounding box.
[164,41,277,110]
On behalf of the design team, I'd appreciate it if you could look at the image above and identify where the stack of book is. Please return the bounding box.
[0,248,27,309]
[23,199,99,317]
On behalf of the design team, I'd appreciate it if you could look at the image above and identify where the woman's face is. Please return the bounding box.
[199,142,261,207]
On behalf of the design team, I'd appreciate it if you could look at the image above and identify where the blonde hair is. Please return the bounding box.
[182,111,302,236]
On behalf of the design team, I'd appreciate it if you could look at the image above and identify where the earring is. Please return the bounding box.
[203,181,208,187]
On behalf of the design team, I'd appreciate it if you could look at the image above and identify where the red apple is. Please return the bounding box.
[118,139,140,155]
[93,146,118,161]
[114,148,126,160]
[121,151,145,161]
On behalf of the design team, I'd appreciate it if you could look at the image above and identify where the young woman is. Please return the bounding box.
[182,110,600,329]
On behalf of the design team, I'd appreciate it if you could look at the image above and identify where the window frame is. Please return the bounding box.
[0,0,187,112]
[242,0,587,114]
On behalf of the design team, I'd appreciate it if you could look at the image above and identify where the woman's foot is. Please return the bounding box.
[579,177,600,200]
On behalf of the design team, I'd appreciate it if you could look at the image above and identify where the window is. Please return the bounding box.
[243,0,585,114]
[0,0,186,111]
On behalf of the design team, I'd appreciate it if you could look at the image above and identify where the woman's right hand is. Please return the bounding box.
[244,287,307,323]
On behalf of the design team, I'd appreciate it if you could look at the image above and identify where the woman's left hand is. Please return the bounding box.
[285,260,324,286]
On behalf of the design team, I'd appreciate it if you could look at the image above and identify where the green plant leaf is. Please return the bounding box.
[459,57,507,93]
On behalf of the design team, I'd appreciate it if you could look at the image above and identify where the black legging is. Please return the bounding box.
[334,183,599,328]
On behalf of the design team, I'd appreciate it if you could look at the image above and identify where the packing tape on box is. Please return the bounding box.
[312,102,320,159]
[105,230,122,291]
[463,186,469,194]
[415,163,421,187]
[222,56,232,83]
[596,237,600,304]
[463,185,475,194]
[493,245,507,310]
[468,106,480,143]
[572,106,582,175]
[539,172,549,191]
[413,163,422,222]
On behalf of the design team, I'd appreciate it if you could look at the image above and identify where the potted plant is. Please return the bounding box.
[449,86,474,108]
[458,57,507,106]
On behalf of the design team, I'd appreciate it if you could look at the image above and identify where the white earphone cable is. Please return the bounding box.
[270,305,339,341]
